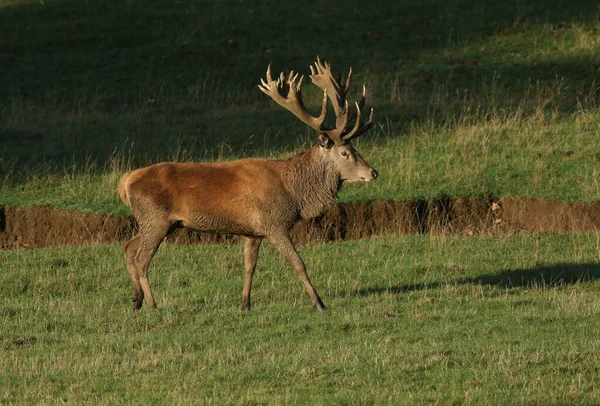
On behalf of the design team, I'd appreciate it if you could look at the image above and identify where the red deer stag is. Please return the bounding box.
[118,57,377,311]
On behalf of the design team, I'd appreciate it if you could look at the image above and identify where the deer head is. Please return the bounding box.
[259,57,378,183]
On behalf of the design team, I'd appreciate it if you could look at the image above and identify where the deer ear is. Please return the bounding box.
[318,133,334,149]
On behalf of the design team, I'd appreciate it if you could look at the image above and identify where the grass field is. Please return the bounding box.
[1,0,599,213]
[2,1,600,404]
[1,233,600,404]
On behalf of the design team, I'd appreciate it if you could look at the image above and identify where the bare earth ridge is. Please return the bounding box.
[2,197,600,249]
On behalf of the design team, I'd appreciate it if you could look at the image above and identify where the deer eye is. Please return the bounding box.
[341,151,349,158]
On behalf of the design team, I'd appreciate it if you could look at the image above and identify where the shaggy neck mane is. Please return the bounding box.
[282,146,342,219]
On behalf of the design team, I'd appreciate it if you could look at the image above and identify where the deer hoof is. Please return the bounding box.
[314,299,327,311]
[133,297,143,311]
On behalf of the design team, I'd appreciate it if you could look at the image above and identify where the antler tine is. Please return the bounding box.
[343,107,374,141]
[344,67,353,94]
[287,72,298,94]
[335,100,350,132]
[348,85,366,121]
[266,64,273,83]
[287,70,299,84]
[343,101,362,138]
[314,55,328,75]
[295,74,304,93]
[259,65,281,96]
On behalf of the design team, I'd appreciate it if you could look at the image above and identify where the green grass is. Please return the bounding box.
[5,112,600,217]
[3,3,600,403]
[1,0,600,213]
[1,233,600,404]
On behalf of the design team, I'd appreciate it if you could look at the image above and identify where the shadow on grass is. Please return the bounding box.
[353,262,600,296]
[1,0,596,100]
[0,0,598,181]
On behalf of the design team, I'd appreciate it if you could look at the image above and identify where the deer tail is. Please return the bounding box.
[118,172,132,207]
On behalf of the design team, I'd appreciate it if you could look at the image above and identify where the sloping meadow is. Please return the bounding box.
[1,0,600,404]
[0,0,599,211]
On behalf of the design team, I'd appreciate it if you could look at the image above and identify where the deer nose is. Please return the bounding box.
[371,169,378,179]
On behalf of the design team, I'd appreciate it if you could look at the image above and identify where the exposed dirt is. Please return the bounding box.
[2,197,600,249]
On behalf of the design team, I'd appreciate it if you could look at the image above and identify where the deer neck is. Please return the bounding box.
[283,146,342,219]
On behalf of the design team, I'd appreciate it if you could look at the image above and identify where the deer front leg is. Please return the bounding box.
[241,236,263,311]
[268,233,326,311]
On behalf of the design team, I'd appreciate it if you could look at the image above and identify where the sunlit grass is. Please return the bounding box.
[1,233,600,403]
[3,103,599,216]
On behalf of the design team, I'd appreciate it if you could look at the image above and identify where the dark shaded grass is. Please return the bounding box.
[1,0,599,173]
[355,261,600,296]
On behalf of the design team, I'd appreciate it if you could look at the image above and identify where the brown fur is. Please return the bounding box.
[120,144,376,311]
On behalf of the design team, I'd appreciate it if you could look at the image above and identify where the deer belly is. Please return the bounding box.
[182,213,256,236]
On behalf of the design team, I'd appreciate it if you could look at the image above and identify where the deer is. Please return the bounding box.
[118,57,378,311]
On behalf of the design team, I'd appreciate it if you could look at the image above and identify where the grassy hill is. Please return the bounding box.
[2,2,600,403]
[0,0,599,214]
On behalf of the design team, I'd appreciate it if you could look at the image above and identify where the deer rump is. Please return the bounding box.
[119,57,377,312]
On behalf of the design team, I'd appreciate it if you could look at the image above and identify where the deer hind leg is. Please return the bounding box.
[241,236,263,311]
[124,222,171,310]
[268,233,326,311]
[123,235,144,310]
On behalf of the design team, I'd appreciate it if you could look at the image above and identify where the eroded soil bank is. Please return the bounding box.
[2,197,600,249]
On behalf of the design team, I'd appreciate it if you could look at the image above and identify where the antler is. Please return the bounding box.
[258,64,328,133]
[259,57,374,145]
[309,56,374,143]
